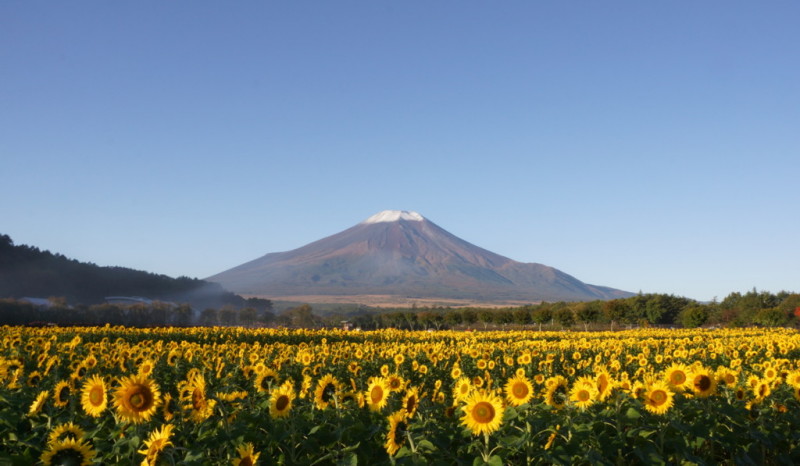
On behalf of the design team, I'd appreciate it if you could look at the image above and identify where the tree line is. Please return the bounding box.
[2,289,797,330]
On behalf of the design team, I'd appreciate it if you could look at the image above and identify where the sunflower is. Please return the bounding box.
[81,375,107,418]
[178,372,216,423]
[544,376,569,410]
[137,358,156,378]
[41,438,96,466]
[28,390,49,416]
[569,381,598,411]
[401,387,420,418]
[753,378,771,401]
[27,370,43,387]
[690,368,717,398]
[162,393,176,421]
[460,390,504,436]
[48,422,86,445]
[453,377,472,402]
[386,374,405,392]
[385,410,408,456]
[366,377,390,412]
[254,368,279,394]
[594,368,614,401]
[138,424,174,465]
[232,442,260,466]
[643,381,674,415]
[785,370,800,388]
[664,363,691,391]
[341,390,366,409]
[113,374,161,424]
[314,374,342,410]
[53,380,72,408]
[269,381,295,418]
[504,374,534,407]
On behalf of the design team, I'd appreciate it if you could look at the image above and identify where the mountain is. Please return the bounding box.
[0,233,248,309]
[207,210,633,303]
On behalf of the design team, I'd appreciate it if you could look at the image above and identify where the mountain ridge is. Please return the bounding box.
[207,210,633,302]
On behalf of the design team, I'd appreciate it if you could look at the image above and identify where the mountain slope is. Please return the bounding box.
[207,211,632,302]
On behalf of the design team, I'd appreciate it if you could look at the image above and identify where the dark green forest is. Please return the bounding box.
[0,234,250,309]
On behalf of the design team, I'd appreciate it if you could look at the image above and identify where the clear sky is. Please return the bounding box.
[2,2,798,302]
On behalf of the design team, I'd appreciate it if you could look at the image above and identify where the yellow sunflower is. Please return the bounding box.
[53,380,72,408]
[254,368,279,394]
[366,377,390,412]
[453,377,472,402]
[664,363,691,391]
[386,374,405,393]
[385,410,408,456]
[232,442,260,466]
[48,422,86,445]
[28,390,49,416]
[690,368,717,398]
[401,387,420,418]
[643,381,674,415]
[569,381,598,411]
[138,423,174,465]
[113,374,161,424]
[543,376,569,410]
[594,369,614,401]
[179,373,216,423]
[753,378,771,401]
[81,375,107,418]
[460,390,505,436]
[41,438,96,466]
[785,370,800,388]
[504,374,534,407]
[269,381,295,418]
[314,374,342,410]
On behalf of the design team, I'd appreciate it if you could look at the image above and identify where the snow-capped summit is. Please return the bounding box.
[362,210,424,224]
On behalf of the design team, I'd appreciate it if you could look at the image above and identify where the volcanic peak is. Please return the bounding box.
[362,210,424,224]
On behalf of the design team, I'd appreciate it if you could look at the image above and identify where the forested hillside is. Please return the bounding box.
[0,234,243,309]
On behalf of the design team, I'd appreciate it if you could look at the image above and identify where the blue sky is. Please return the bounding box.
[2,2,798,302]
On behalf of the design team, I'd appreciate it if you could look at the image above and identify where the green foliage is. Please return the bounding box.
[679,305,709,328]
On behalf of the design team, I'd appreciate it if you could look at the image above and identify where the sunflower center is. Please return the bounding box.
[240,458,254,466]
[370,386,384,403]
[512,382,529,398]
[695,376,711,391]
[322,383,336,402]
[577,390,591,402]
[671,371,686,385]
[405,395,416,412]
[276,395,290,411]
[59,386,70,400]
[128,386,153,411]
[651,390,667,405]
[472,401,495,423]
[51,447,85,466]
[192,388,205,410]
[89,386,104,405]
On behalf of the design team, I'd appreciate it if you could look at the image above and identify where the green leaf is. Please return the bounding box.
[487,455,504,466]
[625,407,642,420]
[416,439,436,452]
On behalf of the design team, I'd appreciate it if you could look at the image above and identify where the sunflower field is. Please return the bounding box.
[2,325,800,465]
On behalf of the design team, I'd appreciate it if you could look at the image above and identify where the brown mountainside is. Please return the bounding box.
[206,210,632,303]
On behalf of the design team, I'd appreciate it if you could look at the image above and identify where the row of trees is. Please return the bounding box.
[1,289,798,330]
[337,290,800,331]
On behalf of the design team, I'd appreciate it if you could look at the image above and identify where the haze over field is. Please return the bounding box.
[1,2,798,302]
